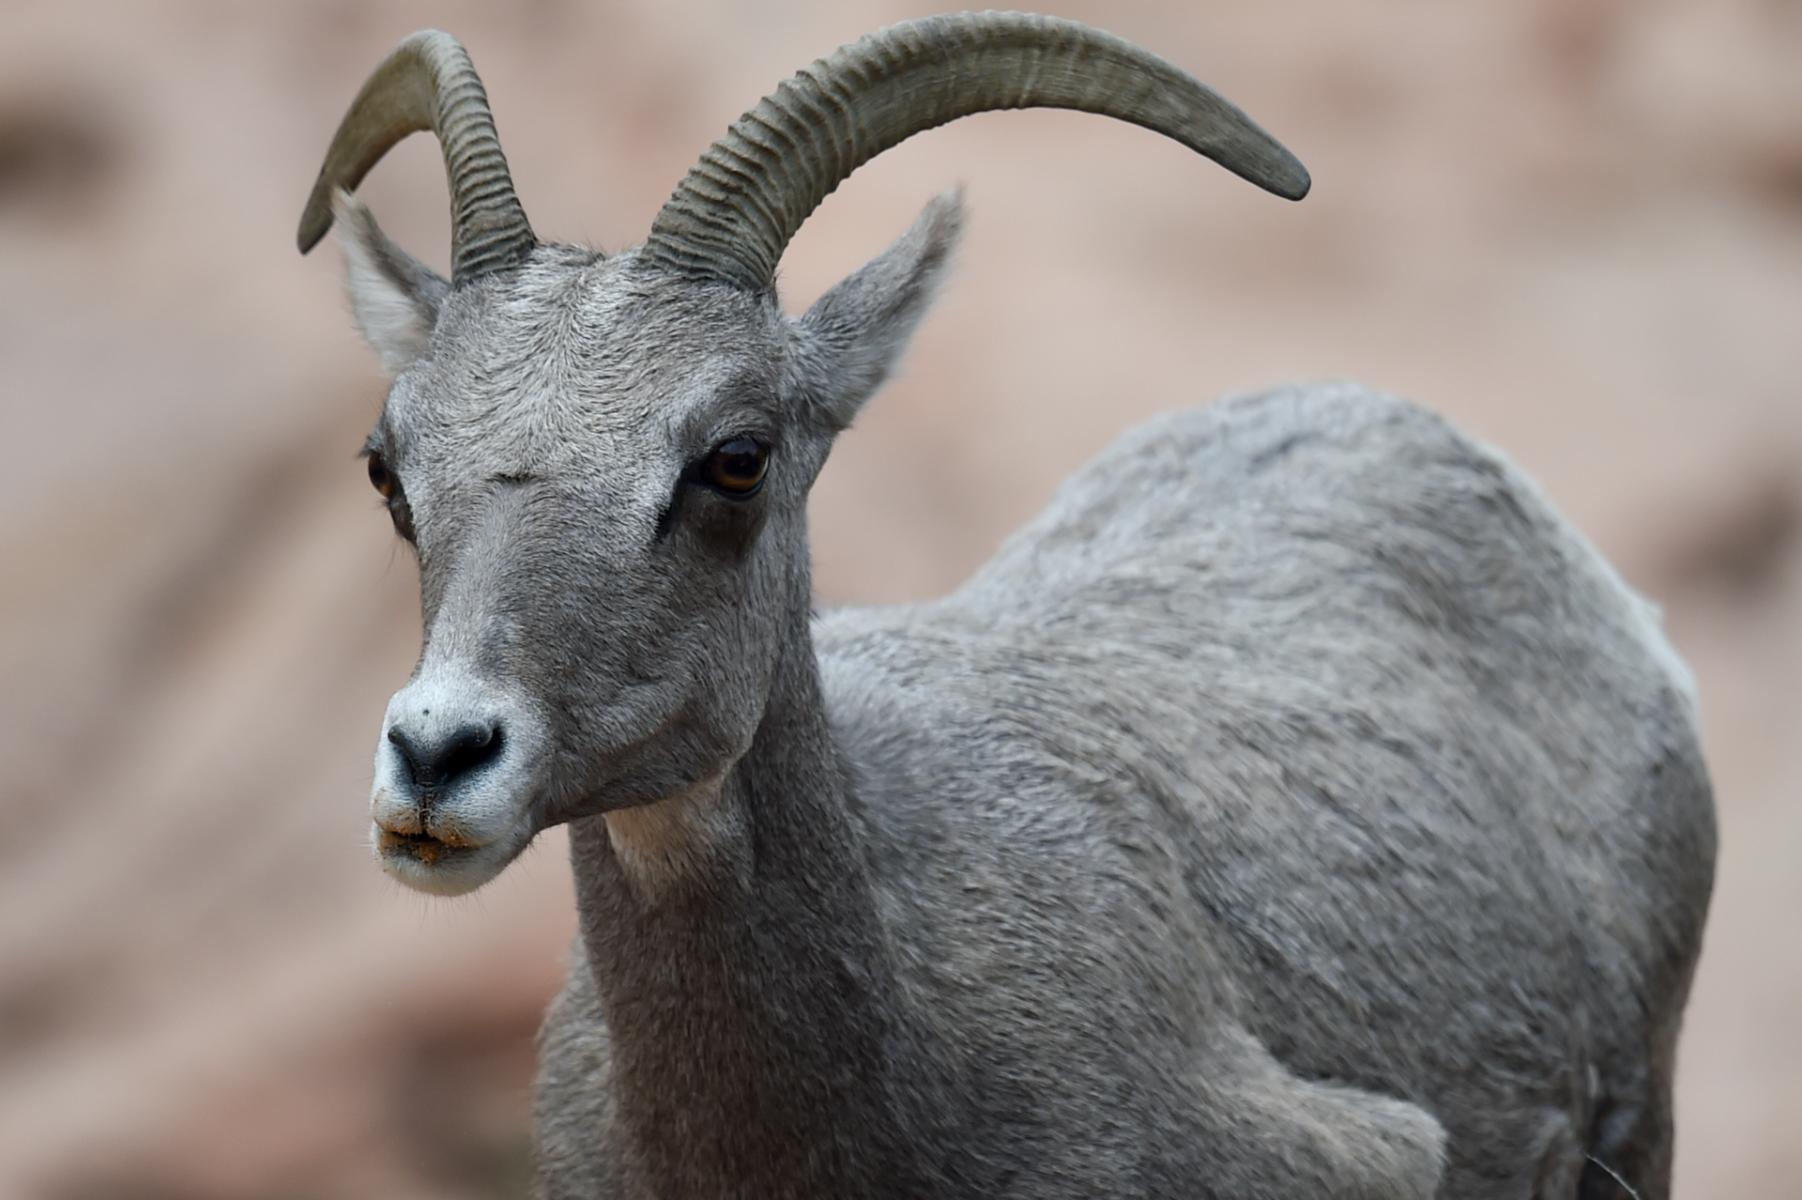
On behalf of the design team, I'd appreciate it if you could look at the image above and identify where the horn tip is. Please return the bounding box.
[1268,153,1312,202]
[296,213,328,255]
[297,187,333,255]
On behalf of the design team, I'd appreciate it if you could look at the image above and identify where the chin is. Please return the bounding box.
[373,823,528,896]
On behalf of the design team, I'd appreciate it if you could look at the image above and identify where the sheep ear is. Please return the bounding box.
[333,191,448,375]
[794,189,963,431]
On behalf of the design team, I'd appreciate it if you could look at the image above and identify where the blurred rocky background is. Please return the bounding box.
[1,0,1797,1196]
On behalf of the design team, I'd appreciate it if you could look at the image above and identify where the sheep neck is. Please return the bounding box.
[569,613,930,1197]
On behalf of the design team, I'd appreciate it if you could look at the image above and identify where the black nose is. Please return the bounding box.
[387,721,501,792]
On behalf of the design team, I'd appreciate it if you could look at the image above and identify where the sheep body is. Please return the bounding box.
[534,382,1714,1199]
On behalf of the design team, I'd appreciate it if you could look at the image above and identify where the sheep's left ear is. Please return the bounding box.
[334,191,448,376]
[792,190,963,431]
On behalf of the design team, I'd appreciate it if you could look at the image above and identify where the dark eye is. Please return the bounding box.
[701,436,769,497]
[367,451,397,499]
[365,451,416,542]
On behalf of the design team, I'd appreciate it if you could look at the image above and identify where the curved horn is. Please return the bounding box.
[644,12,1310,290]
[296,29,535,284]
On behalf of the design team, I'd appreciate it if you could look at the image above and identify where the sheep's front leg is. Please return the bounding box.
[1186,1026,1447,1200]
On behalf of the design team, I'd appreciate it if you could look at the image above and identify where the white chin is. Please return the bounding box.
[373,827,516,896]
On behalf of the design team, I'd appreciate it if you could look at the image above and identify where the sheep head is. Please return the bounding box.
[298,14,1307,895]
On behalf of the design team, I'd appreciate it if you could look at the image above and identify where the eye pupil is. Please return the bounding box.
[703,437,769,496]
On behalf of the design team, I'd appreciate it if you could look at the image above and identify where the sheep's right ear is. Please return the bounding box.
[333,191,448,376]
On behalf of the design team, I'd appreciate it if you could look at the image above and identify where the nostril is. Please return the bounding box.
[387,725,424,779]
[441,721,501,781]
[387,721,503,791]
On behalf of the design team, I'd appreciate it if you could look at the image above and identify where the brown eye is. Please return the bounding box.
[365,451,415,542]
[367,451,397,499]
[701,437,769,497]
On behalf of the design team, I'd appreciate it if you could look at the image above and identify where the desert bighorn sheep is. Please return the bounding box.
[296,13,1716,1199]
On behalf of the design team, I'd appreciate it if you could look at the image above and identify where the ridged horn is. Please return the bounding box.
[644,11,1310,291]
[296,29,535,285]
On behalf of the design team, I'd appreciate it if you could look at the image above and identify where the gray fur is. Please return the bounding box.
[330,148,1714,1200]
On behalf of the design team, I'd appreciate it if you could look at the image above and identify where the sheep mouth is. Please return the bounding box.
[372,817,523,897]
[376,827,478,866]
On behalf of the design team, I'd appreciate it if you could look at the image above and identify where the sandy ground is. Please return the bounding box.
[0,1,1798,1196]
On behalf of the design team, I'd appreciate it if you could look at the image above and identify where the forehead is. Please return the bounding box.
[383,248,783,472]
